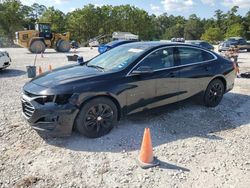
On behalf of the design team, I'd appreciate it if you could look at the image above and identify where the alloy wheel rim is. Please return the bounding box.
[208,83,223,104]
[84,104,114,133]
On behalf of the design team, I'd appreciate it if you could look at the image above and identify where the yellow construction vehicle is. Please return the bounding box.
[15,23,71,53]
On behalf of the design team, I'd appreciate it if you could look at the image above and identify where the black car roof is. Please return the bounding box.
[121,41,204,50]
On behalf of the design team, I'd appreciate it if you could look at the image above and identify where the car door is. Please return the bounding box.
[125,47,179,114]
[176,46,216,101]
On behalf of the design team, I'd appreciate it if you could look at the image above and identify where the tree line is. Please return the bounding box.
[0,0,250,47]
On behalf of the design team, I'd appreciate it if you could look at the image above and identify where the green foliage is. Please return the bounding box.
[184,14,203,40]
[201,27,223,43]
[65,4,155,43]
[0,0,28,45]
[225,23,245,38]
[40,7,66,33]
[163,23,184,39]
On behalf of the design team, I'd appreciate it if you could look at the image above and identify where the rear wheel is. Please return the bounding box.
[204,79,225,107]
[56,39,71,52]
[29,40,46,53]
[75,97,118,138]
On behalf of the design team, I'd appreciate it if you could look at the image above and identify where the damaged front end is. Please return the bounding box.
[21,91,79,137]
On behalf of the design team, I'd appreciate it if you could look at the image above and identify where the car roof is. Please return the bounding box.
[115,41,215,53]
[121,41,207,49]
[106,40,136,46]
[185,40,208,44]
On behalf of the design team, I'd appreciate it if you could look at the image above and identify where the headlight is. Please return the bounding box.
[34,95,55,105]
[55,94,73,105]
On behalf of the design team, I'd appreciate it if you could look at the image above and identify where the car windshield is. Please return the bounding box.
[87,44,148,71]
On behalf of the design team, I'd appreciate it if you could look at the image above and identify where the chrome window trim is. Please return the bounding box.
[126,45,217,77]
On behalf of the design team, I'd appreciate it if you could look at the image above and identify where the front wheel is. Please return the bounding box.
[203,79,225,107]
[56,39,71,52]
[75,97,118,138]
[29,40,46,53]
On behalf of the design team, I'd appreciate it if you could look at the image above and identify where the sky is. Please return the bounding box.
[20,0,250,18]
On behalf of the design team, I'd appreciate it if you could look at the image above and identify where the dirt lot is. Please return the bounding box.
[0,47,250,188]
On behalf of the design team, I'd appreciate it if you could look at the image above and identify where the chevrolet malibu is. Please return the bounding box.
[22,42,236,138]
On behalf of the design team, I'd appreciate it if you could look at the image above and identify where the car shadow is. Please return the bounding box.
[0,68,26,77]
[44,92,250,154]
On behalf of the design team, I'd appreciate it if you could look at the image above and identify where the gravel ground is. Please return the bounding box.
[0,47,250,188]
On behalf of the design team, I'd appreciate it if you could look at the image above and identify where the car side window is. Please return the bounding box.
[202,50,214,61]
[178,47,214,65]
[238,39,245,45]
[137,48,174,71]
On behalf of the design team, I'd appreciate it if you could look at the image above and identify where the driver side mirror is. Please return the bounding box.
[131,66,153,75]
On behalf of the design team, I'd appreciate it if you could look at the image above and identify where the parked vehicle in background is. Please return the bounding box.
[0,49,11,70]
[218,41,231,52]
[21,42,236,138]
[88,32,138,48]
[218,37,250,52]
[185,40,214,51]
[98,40,137,54]
[112,32,139,40]
[15,23,71,53]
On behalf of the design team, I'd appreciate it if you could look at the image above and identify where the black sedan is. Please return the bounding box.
[22,42,236,138]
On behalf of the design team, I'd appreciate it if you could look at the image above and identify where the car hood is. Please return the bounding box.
[31,64,103,88]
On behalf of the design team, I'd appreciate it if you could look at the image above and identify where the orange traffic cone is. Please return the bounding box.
[38,66,43,75]
[138,128,159,169]
[49,64,52,71]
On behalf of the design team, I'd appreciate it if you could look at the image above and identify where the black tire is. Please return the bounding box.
[203,79,225,107]
[29,40,46,53]
[56,39,71,52]
[247,49,250,52]
[75,97,118,138]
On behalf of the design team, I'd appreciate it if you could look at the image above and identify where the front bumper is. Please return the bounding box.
[21,93,79,137]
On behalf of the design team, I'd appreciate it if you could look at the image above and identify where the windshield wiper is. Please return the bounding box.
[86,64,105,71]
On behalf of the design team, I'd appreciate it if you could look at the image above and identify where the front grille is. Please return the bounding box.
[22,98,35,118]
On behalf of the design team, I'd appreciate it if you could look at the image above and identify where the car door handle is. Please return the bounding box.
[168,72,176,77]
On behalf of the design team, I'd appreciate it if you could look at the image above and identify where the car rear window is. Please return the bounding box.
[178,47,214,65]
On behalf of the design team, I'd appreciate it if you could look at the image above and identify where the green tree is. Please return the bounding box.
[30,3,47,21]
[242,11,250,40]
[201,27,223,43]
[184,14,203,40]
[40,7,66,33]
[225,23,245,38]
[163,23,184,39]
[0,0,28,45]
